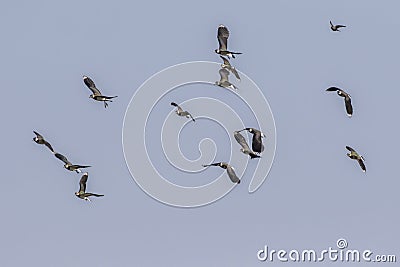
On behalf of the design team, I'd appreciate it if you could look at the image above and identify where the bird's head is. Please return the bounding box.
[89,94,94,99]
[75,192,79,196]
[33,137,38,142]
[215,49,219,53]
[246,128,253,133]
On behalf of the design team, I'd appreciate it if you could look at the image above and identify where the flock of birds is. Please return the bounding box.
[170,24,266,184]
[33,22,365,201]
[32,76,117,201]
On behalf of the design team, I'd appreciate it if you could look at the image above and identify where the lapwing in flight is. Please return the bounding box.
[83,75,118,108]
[170,102,195,122]
[326,87,353,117]
[75,172,104,201]
[345,146,366,172]
[330,21,346,32]
[32,131,55,153]
[215,24,242,59]
[54,152,91,173]
[240,128,266,154]
[202,162,240,184]
[220,56,240,80]
[215,68,238,90]
[233,131,260,159]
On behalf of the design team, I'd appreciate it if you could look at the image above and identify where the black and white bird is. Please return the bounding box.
[240,128,266,154]
[220,56,240,80]
[215,68,238,90]
[215,24,242,59]
[170,102,195,122]
[345,146,366,172]
[75,172,104,201]
[32,131,54,153]
[202,162,240,184]
[326,87,353,117]
[54,152,91,173]
[330,21,346,32]
[83,75,118,108]
[233,131,260,159]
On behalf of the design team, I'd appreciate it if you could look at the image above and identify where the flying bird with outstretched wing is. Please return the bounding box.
[75,173,104,201]
[326,87,353,117]
[215,25,242,59]
[170,102,195,122]
[54,152,91,173]
[346,146,366,172]
[83,75,118,108]
[330,21,346,31]
[32,131,55,153]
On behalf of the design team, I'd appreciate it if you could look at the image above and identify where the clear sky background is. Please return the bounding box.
[1,0,399,266]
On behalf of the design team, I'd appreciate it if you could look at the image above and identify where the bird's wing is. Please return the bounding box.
[234,131,251,151]
[358,159,366,172]
[336,25,346,28]
[219,68,230,83]
[231,68,241,80]
[83,76,102,95]
[79,173,88,193]
[226,166,240,183]
[54,153,70,164]
[345,146,356,152]
[252,132,264,153]
[86,193,104,197]
[33,131,43,139]
[344,96,353,117]
[326,87,340,92]
[217,25,229,51]
[202,162,221,167]
[171,102,183,112]
[220,56,230,66]
[330,21,334,27]
[43,141,55,153]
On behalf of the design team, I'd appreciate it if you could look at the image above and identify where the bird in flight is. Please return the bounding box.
[215,25,242,59]
[326,87,353,117]
[345,146,366,172]
[330,21,346,32]
[83,75,118,108]
[233,131,260,159]
[215,68,238,90]
[75,172,104,201]
[202,162,240,184]
[32,131,55,153]
[240,128,266,154]
[54,152,91,173]
[220,56,240,80]
[170,102,195,122]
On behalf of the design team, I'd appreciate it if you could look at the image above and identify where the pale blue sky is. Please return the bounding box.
[0,0,399,266]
